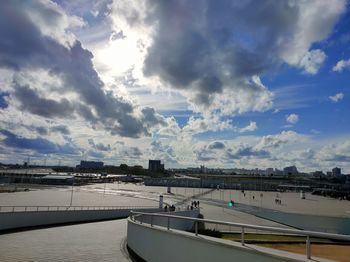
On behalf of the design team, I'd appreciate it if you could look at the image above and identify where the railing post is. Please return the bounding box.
[306,235,311,259]
[140,215,143,224]
[12,207,14,212]
[195,221,198,236]
[151,216,153,227]
[25,206,27,212]
[37,207,39,212]
[167,217,170,230]
[241,227,245,245]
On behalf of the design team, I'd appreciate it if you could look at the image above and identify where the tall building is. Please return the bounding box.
[332,167,341,176]
[148,160,164,172]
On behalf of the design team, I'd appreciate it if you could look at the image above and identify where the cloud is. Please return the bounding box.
[286,114,299,124]
[239,121,257,133]
[195,148,216,162]
[13,83,75,118]
[0,92,9,109]
[112,0,345,116]
[329,92,344,102]
[207,141,225,150]
[298,49,326,75]
[0,129,79,155]
[51,125,70,135]
[317,141,350,162]
[88,138,111,152]
[150,140,177,164]
[256,131,305,150]
[122,146,143,159]
[0,1,168,138]
[332,58,350,72]
[226,145,270,160]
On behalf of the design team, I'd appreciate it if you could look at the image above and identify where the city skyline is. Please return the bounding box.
[0,1,350,173]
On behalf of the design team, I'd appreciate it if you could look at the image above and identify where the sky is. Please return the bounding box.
[0,0,349,173]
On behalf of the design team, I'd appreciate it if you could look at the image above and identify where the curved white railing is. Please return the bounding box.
[0,205,156,213]
[130,211,350,260]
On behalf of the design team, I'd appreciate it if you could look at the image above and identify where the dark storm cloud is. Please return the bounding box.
[141,0,300,106]
[0,129,79,155]
[0,1,166,138]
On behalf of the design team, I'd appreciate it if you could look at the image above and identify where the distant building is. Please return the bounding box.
[312,171,325,177]
[265,168,274,176]
[79,160,104,169]
[148,160,164,172]
[283,166,298,176]
[332,167,341,176]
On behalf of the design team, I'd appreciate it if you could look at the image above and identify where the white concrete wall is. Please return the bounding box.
[0,208,160,231]
[127,220,321,262]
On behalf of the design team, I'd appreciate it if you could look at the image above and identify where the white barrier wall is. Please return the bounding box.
[127,220,316,262]
[0,208,160,231]
[136,210,200,231]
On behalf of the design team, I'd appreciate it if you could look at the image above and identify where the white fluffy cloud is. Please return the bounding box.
[239,121,257,133]
[329,93,344,102]
[298,49,326,75]
[286,114,299,124]
[332,58,350,72]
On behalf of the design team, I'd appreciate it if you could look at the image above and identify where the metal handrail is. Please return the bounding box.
[0,205,157,213]
[130,211,350,260]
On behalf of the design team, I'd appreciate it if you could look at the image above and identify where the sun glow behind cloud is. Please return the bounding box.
[0,0,349,173]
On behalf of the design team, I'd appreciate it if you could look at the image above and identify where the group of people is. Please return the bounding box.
[188,200,200,210]
[275,198,282,205]
[164,204,176,212]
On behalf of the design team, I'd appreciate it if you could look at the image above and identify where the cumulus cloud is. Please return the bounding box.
[256,131,305,150]
[239,121,257,133]
[286,114,299,124]
[332,58,350,72]
[329,92,344,102]
[298,49,326,75]
[0,1,167,138]
[317,141,350,162]
[150,140,177,164]
[111,0,345,116]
